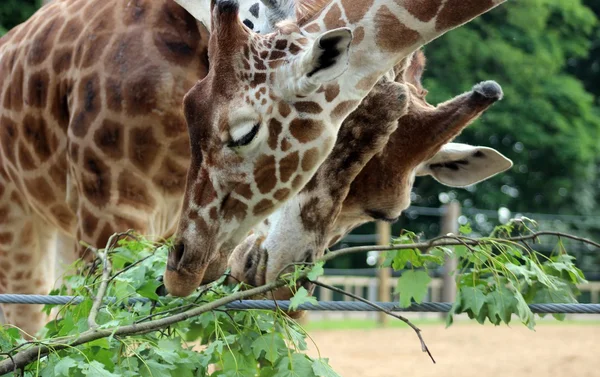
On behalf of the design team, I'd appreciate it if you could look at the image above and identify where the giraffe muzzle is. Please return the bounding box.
[163,241,209,297]
[164,238,231,296]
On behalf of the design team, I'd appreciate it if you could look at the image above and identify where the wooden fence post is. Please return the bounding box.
[440,201,460,316]
[376,221,392,326]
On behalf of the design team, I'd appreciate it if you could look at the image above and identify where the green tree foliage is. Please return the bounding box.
[414,0,600,218]
[0,0,41,35]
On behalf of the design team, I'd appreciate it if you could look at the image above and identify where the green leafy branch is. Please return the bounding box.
[378,219,593,330]
[0,219,597,376]
[0,234,337,376]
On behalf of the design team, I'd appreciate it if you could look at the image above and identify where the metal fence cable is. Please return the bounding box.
[1,294,599,314]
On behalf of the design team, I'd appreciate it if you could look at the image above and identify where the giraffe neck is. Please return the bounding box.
[296,0,506,123]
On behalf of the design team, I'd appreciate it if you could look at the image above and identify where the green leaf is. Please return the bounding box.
[392,249,424,269]
[475,302,489,325]
[505,263,537,285]
[54,357,77,376]
[136,280,161,300]
[259,366,278,377]
[307,262,325,281]
[252,333,286,364]
[277,354,316,377]
[82,361,120,377]
[392,249,414,270]
[459,223,472,235]
[286,325,308,351]
[453,245,469,259]
[290,287,318,311]
[88,337,111,349]
[396,270,431,308]
[154,346,182,365]
[222,352,258,376]
[514,290,536,330]
[419,253,444,266]
[312,358,341,377]
[485,288,513,325]
[139,358,177,377]
[380,250,397,268]
[460,286,487,316]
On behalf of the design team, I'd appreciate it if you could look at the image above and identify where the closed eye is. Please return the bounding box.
[228,123,260,148]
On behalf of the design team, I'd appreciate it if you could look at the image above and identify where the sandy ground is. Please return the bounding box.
[305,322,600,377]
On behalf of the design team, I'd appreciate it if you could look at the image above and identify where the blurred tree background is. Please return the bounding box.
[1,0,599,276]
[0,0,41,35]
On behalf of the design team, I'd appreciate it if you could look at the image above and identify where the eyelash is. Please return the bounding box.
[228,123,260,148]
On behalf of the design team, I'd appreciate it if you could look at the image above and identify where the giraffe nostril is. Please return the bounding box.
[167,242,186,271]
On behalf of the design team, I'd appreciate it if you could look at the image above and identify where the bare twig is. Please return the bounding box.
[87,232,131,330]
[108,253,154,284]
[310,279,435,363]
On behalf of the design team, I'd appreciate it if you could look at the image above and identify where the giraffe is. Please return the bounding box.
[0,0,216,335]
[165,0,508,297]
[0,0,379,335]
[0,0,292,335]
[226,50,512,306]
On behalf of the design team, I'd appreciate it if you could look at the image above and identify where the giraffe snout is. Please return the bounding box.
[163,240,208,297]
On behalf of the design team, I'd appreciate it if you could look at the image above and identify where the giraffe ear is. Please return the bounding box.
[301,28,353,85]
[416,143,513,187]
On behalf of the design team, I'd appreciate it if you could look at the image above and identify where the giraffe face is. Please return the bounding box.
[163,0,355,297]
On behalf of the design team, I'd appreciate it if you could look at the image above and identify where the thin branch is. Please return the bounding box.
[321,231,600,263]
[87,232,130,330]
[310,280,435,363]
[108,253,154,284]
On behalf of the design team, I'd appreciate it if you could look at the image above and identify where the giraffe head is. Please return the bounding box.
[227,50,512,302]
[164,0,357,296]
[165,0,508,296]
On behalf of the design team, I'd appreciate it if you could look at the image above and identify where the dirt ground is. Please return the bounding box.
[305,322,600,377]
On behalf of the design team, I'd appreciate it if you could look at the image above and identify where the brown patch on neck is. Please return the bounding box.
[399,0,443,22]
[323,3,344,30]
[324,84,340,102]
[341,0,374,24]
[375,6,421,52]
[435,0,495,32]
